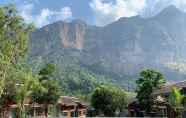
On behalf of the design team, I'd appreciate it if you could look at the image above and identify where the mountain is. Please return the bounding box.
[29,6,186,93]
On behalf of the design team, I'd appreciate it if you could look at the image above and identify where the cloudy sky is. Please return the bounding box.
[1,0,186,27]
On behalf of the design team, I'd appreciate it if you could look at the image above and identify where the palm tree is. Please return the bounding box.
[15,71,42,118]
[168,86,184,118]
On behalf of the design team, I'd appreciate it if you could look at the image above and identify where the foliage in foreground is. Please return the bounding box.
[168,87,184,108]
[0,5,36,118]
[91,85,128,116]
[168,87,184,118]
[0,5,60,118]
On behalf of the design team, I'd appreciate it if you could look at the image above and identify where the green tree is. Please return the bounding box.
[0,5,33,64]
[0,66,17,118]
[0,5,34,118]
[32,64,60,117]
[136,69,166,113]
[14,70,41,118]
[113,89,127,114]
[168,87,184,118]
[0,4,33,97]
[0,63,42,118]
[91,85,127,116]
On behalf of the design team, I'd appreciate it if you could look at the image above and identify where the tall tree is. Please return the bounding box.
[14,68,42,118]
[0,5,33,64]
[136,69,166,113]
[32,64,60,117]
[0,4,33,95]
[0,5,34,118]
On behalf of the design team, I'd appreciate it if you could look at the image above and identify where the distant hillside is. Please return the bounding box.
[29,6,186,93]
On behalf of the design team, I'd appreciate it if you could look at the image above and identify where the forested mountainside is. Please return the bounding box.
[29,6,186,94]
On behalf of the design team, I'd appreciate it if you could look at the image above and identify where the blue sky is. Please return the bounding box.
[1,0,186,27]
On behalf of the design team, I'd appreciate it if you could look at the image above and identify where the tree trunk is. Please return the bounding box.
[17,103,25,118]
[33,103,36,117]
[44,104,48,117]
[3,106,10,118]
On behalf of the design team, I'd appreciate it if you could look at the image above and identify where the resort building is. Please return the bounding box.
[1,96,88,118]
[152,81,186,118]
[58,96,88,117]
[128,81,186,117]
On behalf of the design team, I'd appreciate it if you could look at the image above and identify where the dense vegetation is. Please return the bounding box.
[29,57,136,97]
[0,5,60,118]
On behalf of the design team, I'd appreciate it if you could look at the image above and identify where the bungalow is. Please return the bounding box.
[0,96,89,118]
[128,81,186,117]
[57,96,88,117]
[152,81,186,118]
[152,80,186,96]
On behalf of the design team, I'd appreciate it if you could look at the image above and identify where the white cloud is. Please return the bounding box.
[56,7,73,21]
[143,0,186,17]
[18,3,73,27]
[19,3,34,23]
[90,0,146,26]
[90,0,186,26]
[169,0,186,11]
[17,0,186,27]
[165,62,186,74]
[36,8,52,27]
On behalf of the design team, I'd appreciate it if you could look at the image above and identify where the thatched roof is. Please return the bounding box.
[58,96,88,107]
[152,80,186,95]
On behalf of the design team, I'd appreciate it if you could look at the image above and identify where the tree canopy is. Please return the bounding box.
[136,69,166,112]
[31,64,60,117]
[91,85,127,116]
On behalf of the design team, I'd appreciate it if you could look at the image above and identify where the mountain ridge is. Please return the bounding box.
[29,5,186,91]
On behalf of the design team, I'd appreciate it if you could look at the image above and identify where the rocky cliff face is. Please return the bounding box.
[59,21,85,50]
[30,6,186,81]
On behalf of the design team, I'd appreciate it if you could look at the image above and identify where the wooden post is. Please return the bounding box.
[33,103,36,117]
[67,111,71,118]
